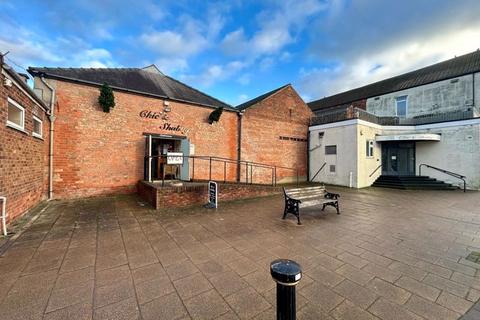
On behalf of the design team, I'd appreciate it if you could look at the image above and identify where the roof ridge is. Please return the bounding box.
[31,66,141,71]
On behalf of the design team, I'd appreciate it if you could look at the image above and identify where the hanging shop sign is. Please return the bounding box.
[139,110,191,135]
[167,152,184,165]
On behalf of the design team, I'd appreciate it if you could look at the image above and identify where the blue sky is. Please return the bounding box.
[2,0,480,106]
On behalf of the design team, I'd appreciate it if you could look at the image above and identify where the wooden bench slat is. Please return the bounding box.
[286,186,325,192]
[289,194,326,200]
[299,199,333,208]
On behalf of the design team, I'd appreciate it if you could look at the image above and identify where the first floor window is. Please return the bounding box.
[366,139,374,157]
[396,95,407,117]
[7,98,25,131]
[33,116,43,138]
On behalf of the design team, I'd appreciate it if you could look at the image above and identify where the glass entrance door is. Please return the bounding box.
[381,142,415,176]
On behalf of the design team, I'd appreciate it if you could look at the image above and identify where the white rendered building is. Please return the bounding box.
[308,51,480,190]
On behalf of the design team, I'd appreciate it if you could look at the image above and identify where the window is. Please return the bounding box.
[396,95,407,117]
[7,98,25,131]
[329,165,336,173]
[33,116,43,138]
[325,145,337,155]
[366,140,374,157]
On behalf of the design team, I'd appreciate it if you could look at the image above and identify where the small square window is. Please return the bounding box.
[33,116,42,138]
[325,145,337,155]
[396,96,407,118]
[329,165,336,173]
[366,140,374,157]
[7,98,25,131]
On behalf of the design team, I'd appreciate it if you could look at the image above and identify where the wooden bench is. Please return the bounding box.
[283,186,340,225]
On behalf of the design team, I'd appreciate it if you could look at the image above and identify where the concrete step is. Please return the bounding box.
[372,175,458,190]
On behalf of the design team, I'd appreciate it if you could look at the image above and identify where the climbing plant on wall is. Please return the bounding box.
[98,83,116,113]
[208,107,223,124]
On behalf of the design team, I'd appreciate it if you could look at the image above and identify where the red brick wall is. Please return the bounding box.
[137,181,281,209]
[51,80,239,199]
[42,79,311,199]
[241,86,312,183]
[0,70,50,222]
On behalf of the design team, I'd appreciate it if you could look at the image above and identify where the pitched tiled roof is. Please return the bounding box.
[28,66,233,110]
[308,50,480,111]
[236,84,290,110]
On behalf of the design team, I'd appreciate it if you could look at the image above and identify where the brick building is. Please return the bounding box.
[26,65,312,200]
[0,57,51,223]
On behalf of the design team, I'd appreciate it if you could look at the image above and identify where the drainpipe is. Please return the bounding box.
[40,76,55,200]
[236,110,244,182]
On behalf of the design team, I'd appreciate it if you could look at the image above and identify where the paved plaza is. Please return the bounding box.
[1,187,480,319]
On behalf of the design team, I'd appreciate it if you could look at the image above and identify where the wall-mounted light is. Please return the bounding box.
[3,78,12,87]
[163,100,171,112]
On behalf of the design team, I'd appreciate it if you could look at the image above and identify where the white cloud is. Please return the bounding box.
[279,51,292,62]
[222,0,326,59]
[299,27,480,101]
[180,60,247,88]
[237,73,251,86]
[141,30,208,58]
[237,94,249,103]
[259,57,275,71]
[140,9,226,73]
[155,58,188,74]
[76,48,116,68]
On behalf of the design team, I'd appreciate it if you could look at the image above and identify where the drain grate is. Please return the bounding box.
[466,251,480,264]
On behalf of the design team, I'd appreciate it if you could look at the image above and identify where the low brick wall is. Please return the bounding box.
[137,181,282,209]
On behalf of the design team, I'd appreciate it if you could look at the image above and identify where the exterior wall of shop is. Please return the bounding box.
[33,79,311,199]
[309,121,358,187]
[309,119,480,190]
[0,69,50,222]
[44,79,239,199]
[414,122,480,189]
[356,123,382,188]
[241,86,312,184]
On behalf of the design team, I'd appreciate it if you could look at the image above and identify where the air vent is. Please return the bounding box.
[450,79,459,83]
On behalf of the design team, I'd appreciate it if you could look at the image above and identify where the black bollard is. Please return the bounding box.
[270,259,302,320]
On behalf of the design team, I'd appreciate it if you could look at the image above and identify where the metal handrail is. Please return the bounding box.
[145,154,299,187]
[369,164,382,178]
[419,163,466,192]
[310,162,326,182]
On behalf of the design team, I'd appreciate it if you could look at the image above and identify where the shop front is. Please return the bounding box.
[27,65,311,201]
[144,133,191,182]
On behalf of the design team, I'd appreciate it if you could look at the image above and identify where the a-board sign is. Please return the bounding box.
[167,152,183,165]
[206,181,218,209]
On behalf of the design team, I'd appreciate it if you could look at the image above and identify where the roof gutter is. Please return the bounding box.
[40,76,55,200]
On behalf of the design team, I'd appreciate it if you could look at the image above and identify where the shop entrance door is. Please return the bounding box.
[381,142,415,176]
[144,134,190,182]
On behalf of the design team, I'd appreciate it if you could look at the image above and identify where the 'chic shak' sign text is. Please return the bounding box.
[139,110,190,135]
